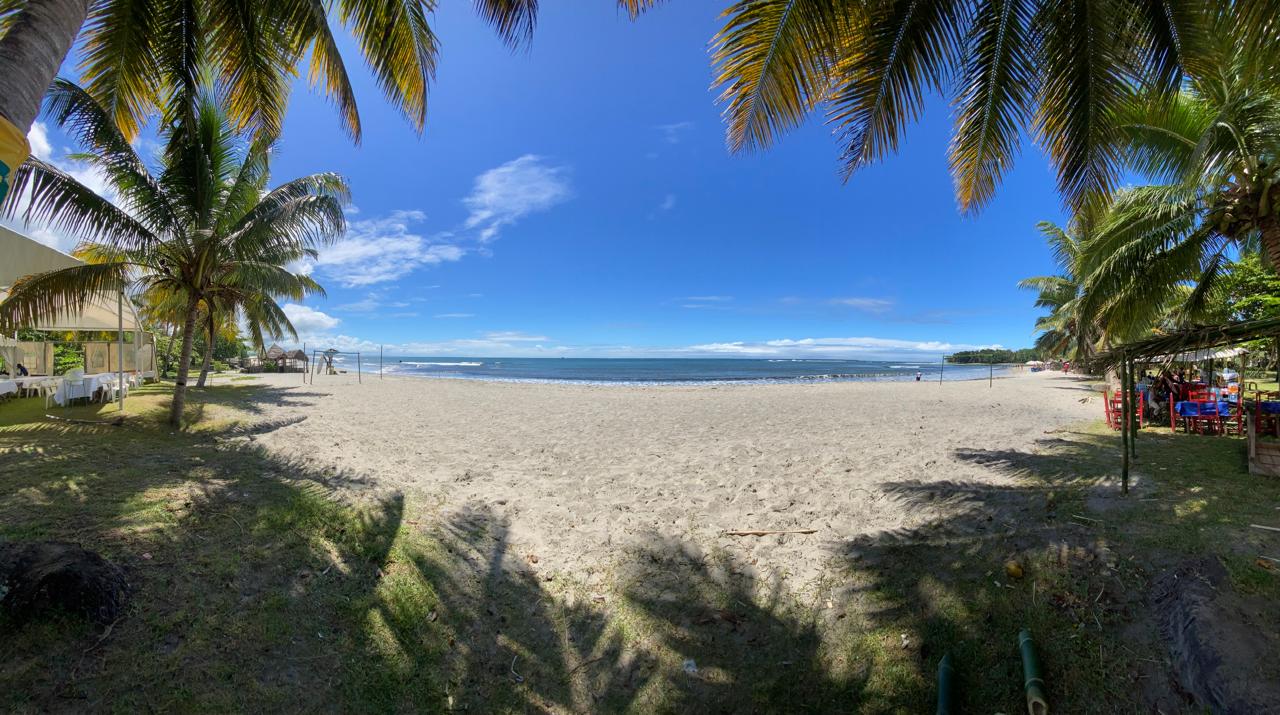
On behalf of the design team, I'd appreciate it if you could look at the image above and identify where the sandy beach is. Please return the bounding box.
[239,370,1097,592]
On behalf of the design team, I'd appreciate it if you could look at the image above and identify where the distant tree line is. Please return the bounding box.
[949,348,1042,364]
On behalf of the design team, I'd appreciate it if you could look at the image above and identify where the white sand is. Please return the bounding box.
[239,371,1097,591]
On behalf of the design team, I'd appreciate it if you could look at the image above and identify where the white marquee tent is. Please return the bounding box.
[0,225,152,408]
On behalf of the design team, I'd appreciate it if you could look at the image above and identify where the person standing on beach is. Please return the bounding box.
[915,371,922,381]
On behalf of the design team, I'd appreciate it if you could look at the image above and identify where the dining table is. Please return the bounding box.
[0,379,16,398]
[1174,400,1231,417]
[52,373,117,406]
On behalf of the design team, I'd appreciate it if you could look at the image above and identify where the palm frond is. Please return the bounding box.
[474,0,539,46]
[338,0,439,132]
[153,0,205,128]
[1032,0,1132,210]
[206,0,298,141]
[1115,88,1210,182]
[1132,0,1207,92]
[76,0,162,139]
[711,0,853,153]
[0,262,132,332]
[618,0,662,18]
[948,0,1035,212]
[827,0,967,178]
[3,158,157,253]
[43,78,179,233]
[279,0,362,141]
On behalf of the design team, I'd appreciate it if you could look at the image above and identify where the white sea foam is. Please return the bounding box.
[402,361,484,367]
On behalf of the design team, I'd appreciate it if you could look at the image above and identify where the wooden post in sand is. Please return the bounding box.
[302,342,306,384]
[1121,351,1130,495]
[939,356,946,385]
[989,360,993,388]
[1127,354,1138,460]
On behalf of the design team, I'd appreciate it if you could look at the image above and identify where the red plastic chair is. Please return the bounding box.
[1221,400,1244,436]
[1186,400,1227,435]
[1105,389,1142,430]
[1256,391,1280,437]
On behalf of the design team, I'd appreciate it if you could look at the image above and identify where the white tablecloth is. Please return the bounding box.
[0,379,16,397]
[53,373,116,406]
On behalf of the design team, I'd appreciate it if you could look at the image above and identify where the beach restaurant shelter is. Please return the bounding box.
[262,344,308,372]
[0,226,150,408]
[1096,317,1280,495]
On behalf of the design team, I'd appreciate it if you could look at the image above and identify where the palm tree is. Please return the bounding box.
[1080,23,1280,333]
[0,78,343,426]
[1019,219,1099,363]
[0,0,656,203]
[710,1,1280,213]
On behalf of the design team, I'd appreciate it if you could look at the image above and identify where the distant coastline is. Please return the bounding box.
[366,356,1016,386]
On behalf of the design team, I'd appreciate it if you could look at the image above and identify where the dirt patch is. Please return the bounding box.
[1151,557,1280,713]
[0,541,130,625]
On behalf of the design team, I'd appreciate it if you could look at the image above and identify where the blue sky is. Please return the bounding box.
[21,1,1071,360]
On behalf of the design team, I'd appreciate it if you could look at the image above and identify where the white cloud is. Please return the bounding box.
[656,121,693,144]
[335,291,411,313]
[830,297,894,314]
[679,295,732,309]
[483,331,549,342]
[26,122,51,159]
[3,129,123,252]
[463,155,571,242]
[304,210,464,287]
[681,336,1001,358]
[26,226,76,252]
[658,193,676,212]
[434,313,475,319]
[282,303,341,333]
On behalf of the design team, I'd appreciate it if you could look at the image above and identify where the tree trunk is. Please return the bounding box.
[167,300,200,427]
[196,314,214,388]
[160,322,178,377]
[0,0,90,134]
[1261,214,1280,272]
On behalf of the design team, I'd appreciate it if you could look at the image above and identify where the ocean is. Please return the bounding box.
[368,357,1014,385]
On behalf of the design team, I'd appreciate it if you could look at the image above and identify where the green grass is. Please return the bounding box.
[2,384,1279,712]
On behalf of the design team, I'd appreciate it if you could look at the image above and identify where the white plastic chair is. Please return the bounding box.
[40,379,59,409]
[98,376,116,403]
[63,369,89,406]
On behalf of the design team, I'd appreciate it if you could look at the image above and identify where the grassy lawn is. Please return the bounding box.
[2,382,1279,712]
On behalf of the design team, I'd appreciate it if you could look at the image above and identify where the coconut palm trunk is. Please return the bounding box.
[196,314,214,388]
[169,300,200,426]
[161,322,178,377]
[0,0,89,137]
[1260,215,1280,271]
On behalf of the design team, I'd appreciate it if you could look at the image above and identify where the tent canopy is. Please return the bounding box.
[0,225,141,332]
[1151,347,1247,363]
[1094,317,1280,369]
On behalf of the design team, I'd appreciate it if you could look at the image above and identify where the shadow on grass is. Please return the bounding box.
[0,385,652,712]
[5,381,1275,712]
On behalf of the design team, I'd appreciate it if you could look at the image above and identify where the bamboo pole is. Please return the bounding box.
[1130,355,1138,458]
[1121,353,1130,495]
[939,355,945,385]
[117,290,125,412]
